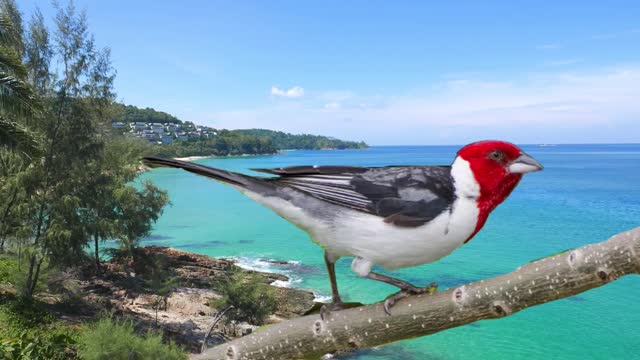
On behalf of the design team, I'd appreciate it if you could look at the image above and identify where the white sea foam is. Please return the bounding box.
[229,256,303,288]
[228,256,328,303]
[229,256,279,273]
[313,294,332,303]
[271,278,303,288]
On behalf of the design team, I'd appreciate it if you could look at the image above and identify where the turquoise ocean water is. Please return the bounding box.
[138,144,640,359]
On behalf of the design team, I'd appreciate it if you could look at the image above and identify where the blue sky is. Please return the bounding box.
[21,1,640,145]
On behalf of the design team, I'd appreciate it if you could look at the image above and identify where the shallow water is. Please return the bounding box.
[138,144,640,359]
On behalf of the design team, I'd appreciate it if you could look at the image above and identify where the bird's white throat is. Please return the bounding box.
[451,157,481,199]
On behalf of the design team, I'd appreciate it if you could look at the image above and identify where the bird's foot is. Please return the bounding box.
[383,282,438,315]
[320,301,345,321]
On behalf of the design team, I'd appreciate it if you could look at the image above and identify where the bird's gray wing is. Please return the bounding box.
[252,165,455,227]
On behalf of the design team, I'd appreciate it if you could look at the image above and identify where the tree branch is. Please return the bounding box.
[196,227,640,360]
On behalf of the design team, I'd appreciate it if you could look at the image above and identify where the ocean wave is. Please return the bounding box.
[229,256,286,273]
[229,256,304,287]
[313,294,331,303]
[271,278,303,288]
[229,256,328,302]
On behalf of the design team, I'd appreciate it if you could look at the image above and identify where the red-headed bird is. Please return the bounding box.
[143,140,543,315]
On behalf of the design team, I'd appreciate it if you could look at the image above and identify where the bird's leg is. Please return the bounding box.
[364,271,437,315]
[320,252,344,320]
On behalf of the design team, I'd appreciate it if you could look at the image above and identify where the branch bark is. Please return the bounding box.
[196,227,640,360]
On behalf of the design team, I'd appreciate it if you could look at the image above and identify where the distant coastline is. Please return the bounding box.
[172,147,369,162]
[111,107,368,159]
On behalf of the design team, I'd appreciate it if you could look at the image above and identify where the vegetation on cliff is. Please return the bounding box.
[236,128,368,150]
[112,103,182,124]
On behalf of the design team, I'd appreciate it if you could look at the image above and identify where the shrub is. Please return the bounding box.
[0,253,52,296]
[77,316,186,360]
[211,270,277,325]
[0,295,78,359]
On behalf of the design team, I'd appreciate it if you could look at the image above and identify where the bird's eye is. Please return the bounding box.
[488,150,504,161]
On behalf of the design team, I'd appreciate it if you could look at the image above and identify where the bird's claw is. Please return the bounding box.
[383,282,438,315]
[320,301,345,321]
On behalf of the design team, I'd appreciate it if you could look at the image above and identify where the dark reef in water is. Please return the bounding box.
[143,234,174,241]
[260,258,322,275]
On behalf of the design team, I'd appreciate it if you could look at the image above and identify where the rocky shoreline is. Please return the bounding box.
[51,246,317,353]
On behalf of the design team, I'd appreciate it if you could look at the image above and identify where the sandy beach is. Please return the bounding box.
[173,155,213,161]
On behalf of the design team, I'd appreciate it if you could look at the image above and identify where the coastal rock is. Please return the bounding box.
[70,246,317,353]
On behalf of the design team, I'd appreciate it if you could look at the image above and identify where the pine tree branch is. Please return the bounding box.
[195,226,640,360]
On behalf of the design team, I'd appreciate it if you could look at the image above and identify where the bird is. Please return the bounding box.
[143,140,543,316]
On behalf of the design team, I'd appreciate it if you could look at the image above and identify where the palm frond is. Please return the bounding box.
[0,115,40,157]
[0,70,40,115]
[0,12,17,46]
[0,45,27,78]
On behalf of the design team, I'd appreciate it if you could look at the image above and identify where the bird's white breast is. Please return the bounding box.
[317,157,481,271]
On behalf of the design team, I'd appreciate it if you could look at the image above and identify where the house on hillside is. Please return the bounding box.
[175,132,188,141]
[150,123,165,134]
[139,130,157,140]
[165,124,180,133]
[130,122,148,130]
[161,134,173,144]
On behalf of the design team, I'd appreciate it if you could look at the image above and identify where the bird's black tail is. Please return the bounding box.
[142,156,268,190]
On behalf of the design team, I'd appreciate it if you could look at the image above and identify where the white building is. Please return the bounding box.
[161,135,173,144]
[130,122,148,130]
[165,124,180,133]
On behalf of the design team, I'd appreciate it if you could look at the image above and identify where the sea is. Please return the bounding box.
[137,144,640,360]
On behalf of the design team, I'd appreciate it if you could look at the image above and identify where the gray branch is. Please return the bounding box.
[195,227,640,360]
[201,306,235,353]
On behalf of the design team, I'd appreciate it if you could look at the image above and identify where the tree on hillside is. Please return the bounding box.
[111,103,182,124]
[0,147,29,252]
[81,137,165,275]
[0,1,169,299]
[112,182,168,260]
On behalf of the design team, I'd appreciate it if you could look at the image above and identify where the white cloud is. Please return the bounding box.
[195,65,640,145]
[544,59,583,67]
[592,33,618,40]
[324,102,341,110]
[271,86,305,98]
[592,28,640,40]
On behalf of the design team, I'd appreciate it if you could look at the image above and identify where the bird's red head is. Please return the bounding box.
[457,140,543,215]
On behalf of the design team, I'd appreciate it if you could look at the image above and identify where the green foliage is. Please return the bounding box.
[0,295,79,359]
[147,128,368,158]
[0,253,51,295]
[235,128,368,150]
[0,116,40,158]
[77,316,186,360]
[0,0,41,155]
[0,1,168,299]
[152,133,277,158]
[211,269,277,326]
[112,103,181,124]
[0,255,13,282]
[112,182,169,258]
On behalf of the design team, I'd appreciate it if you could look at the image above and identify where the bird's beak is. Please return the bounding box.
[507,153,544,174]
